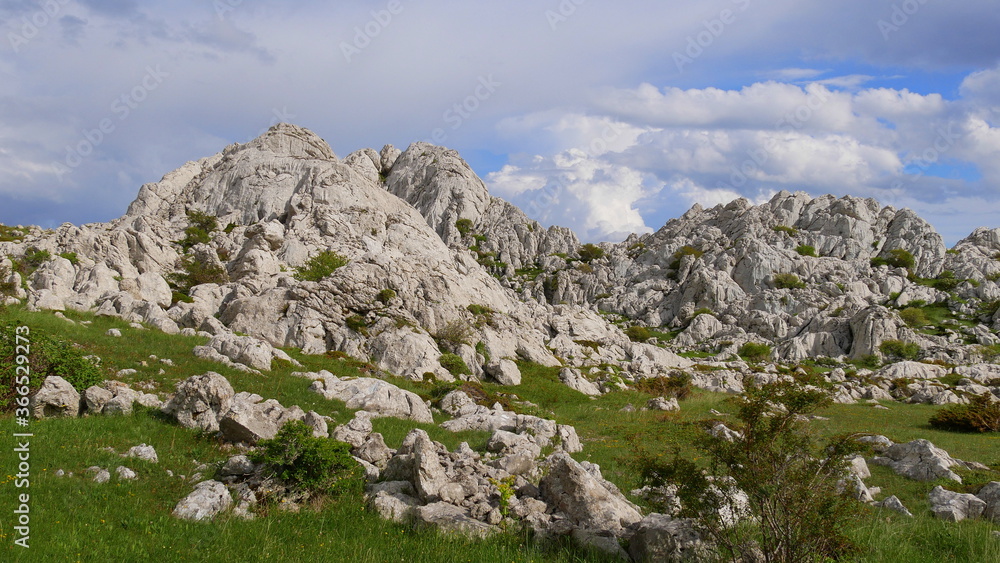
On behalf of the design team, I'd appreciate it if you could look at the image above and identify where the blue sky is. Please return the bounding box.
[1,0,999,245]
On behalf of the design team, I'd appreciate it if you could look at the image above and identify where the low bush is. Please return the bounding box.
[669,245,704,270]
[344,315,368,336]
[929,395,1000,433]
[795,244,817,257]
[879,339,921,362]
[12,246,51,280]
[738,342,772,362]
[455,218,474,236]
[871,248,915,271]
[772,225,799,237]
[376,288,396,304]
[435,319,473,348]
[773,273,806,290]
[899,307,930,328]
[251,421,363,497]
[439,353,471,377]
[1,322,103,411]
[625,325,652,342]
[294,250,348,282]
[167,253,229,294]
[578,243,605,262]
[633,372,693,400]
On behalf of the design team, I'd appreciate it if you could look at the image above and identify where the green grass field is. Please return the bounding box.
[1,304,999,561]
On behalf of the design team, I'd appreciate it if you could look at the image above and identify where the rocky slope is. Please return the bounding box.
[2,123,999,400]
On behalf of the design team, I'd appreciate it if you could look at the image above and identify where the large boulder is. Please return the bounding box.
[977,481,1000,524]
[307,373,433,423]
[29,376,80,418]
[627,514,709,563]
[414,502,497,539]
[218,393,304,444]
[161,372,235,432]
[539,452,642,534]
[928,486,987,522]
[870,439,963,483]
[172,480,233,521]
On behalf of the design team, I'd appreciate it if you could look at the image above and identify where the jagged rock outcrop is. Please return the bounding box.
[5,122,1000,413]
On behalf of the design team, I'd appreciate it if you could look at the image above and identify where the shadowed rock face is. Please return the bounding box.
[6,122,1000,392]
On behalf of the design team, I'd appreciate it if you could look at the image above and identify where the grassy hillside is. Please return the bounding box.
[1,304,998,561]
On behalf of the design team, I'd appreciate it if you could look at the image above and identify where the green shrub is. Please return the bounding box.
[455,218,474,236]
[439,353,471,377]
[12,247,51,280]
[853,354,881,370]
[633,372,693,400]
[177,210,219,250]
[879,339,920,362]
[294,250,348,282]
[899,307,930,327]
[795,245,817,257]
[773,273,806,290]
[738,342,772,362]
[167,254,229,294]
[58,252,79,265]
[872,248,915,271]
[690,308,714,319]
[376,288,396,304]
[344,315,368,336]
[435,320,472,348]
[1,323,103,411]
[635,381,864,562]
[929,395,1000,433]
[578,243,605,262]
[250,421,363,496]
[669,245,704,269]
[625,325,652,342]
[927,270,961,292]
[772,225,799,237]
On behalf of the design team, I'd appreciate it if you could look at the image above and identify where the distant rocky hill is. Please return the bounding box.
[3,123,1000,397]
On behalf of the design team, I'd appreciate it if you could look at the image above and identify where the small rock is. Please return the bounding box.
[116,466,138,480]
[124,444,158,463]
[106,328,122,337]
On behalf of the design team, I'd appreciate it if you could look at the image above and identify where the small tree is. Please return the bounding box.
[636,382,865,562]
[455,218,474,236]
[578,243,605,262]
